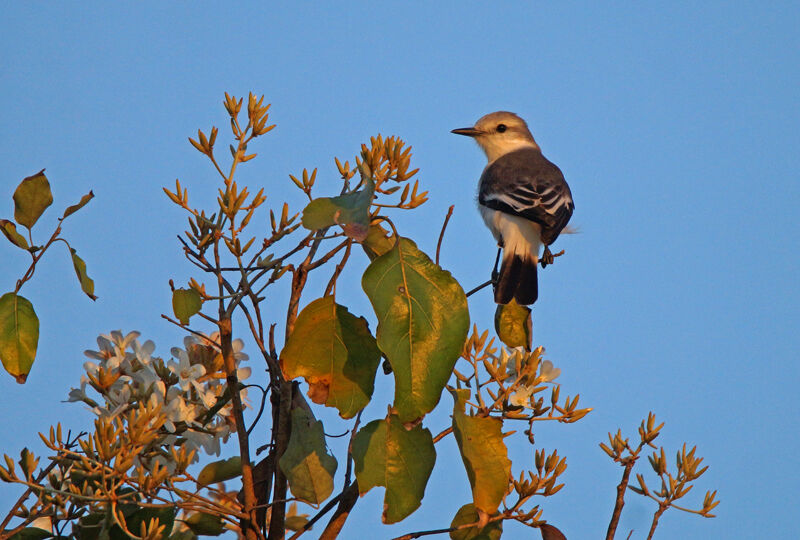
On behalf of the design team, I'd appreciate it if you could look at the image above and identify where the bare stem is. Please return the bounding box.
[646,503,668,540]
[435,205,454,266]
[606,459,636,540]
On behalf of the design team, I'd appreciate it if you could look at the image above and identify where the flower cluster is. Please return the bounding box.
[505,347,561,408]
[68,330,251,459]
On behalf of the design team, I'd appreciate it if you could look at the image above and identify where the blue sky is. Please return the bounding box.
[2,2,799,538]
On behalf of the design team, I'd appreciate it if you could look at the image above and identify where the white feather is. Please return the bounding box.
[479,206,541,262]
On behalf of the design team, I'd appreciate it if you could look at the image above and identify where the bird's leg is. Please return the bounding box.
[539,246,565,268]
[491,246,502,283]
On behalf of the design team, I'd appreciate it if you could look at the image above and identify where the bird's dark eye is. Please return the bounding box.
[496,124,507,133]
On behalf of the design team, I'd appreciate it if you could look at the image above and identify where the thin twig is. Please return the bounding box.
[435,205,454,266]
[432,427,453,444]
[161,314,221,347]
[286,492,343,540]
[324,240,352,297]
[246,384,270,436]
[465,279,493,297]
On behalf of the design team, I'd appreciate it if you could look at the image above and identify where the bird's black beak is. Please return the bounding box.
[451,127,482,137]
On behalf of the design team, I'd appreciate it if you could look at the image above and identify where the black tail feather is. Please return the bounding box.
[495,255,538,305]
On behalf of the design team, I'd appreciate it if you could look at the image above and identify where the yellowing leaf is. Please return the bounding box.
[301,177,375,241]
[450,389,511,514]
[281,296,380,418]
[0,220,29,250]
[62,190,94,219]
[285,502,310,531]
[172,288,202,325]
[278,407,337,504]
[362,237,469,423]
[70,249,97,300]
[352,415,436,524]
[196,456,242,487]
[185,512,225,536]
[361,222,395,260]
[0,293,39,384]
[13,170,53,229]
[494,300,532,351]
[449,503,502,540]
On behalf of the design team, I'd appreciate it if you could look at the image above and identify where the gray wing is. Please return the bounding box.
[478,147,574,245]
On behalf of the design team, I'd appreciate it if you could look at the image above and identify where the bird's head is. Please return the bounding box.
[452,111,539,162]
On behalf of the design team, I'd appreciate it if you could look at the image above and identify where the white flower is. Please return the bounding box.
[133,339,156,366]
[132,364,160,393]
[83,361,99,377]
[183,430,221,456]
[168,354,206,394]
[66,380,89,403]
[107,383,132,406]
[509,385,535,407]
[539,360,561,383]
[163,393,197,432]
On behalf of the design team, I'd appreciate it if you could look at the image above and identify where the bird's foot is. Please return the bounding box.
[539,246,565,268]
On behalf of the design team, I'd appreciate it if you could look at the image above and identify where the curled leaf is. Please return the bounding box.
[62,191,94,219]
[0,220,29,250]
[494,300,532,351]
[70,249,97,300]
[301,177,375,241]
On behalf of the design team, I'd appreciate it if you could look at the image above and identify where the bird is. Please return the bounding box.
[452,111,574,305]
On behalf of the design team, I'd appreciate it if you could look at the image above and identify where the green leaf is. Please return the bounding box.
[361,222,395,260]
[172,288,202,325]
[0,293,39,384]
[284,502,310,531]
[281,296,380,418]
[9,528,52,540]
[184,512,225,536]
[168,531,197,540]
[362,237,469,423]
[449,503,502,540]
[278,407,337,504]
[62,190,94,219]
[450,389,511,514]
[0,220,29,250]
[70,248,97,300]
[13,170,53,229]
[494,300,532,351]
[125,506,175,537]
[352,415,436,524]
[301,176,375,241]
[196,456,242,487]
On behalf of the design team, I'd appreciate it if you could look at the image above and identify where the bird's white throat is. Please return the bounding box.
[477,138,540,163]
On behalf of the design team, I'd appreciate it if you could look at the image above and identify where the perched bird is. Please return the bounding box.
[452,111,573,305]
